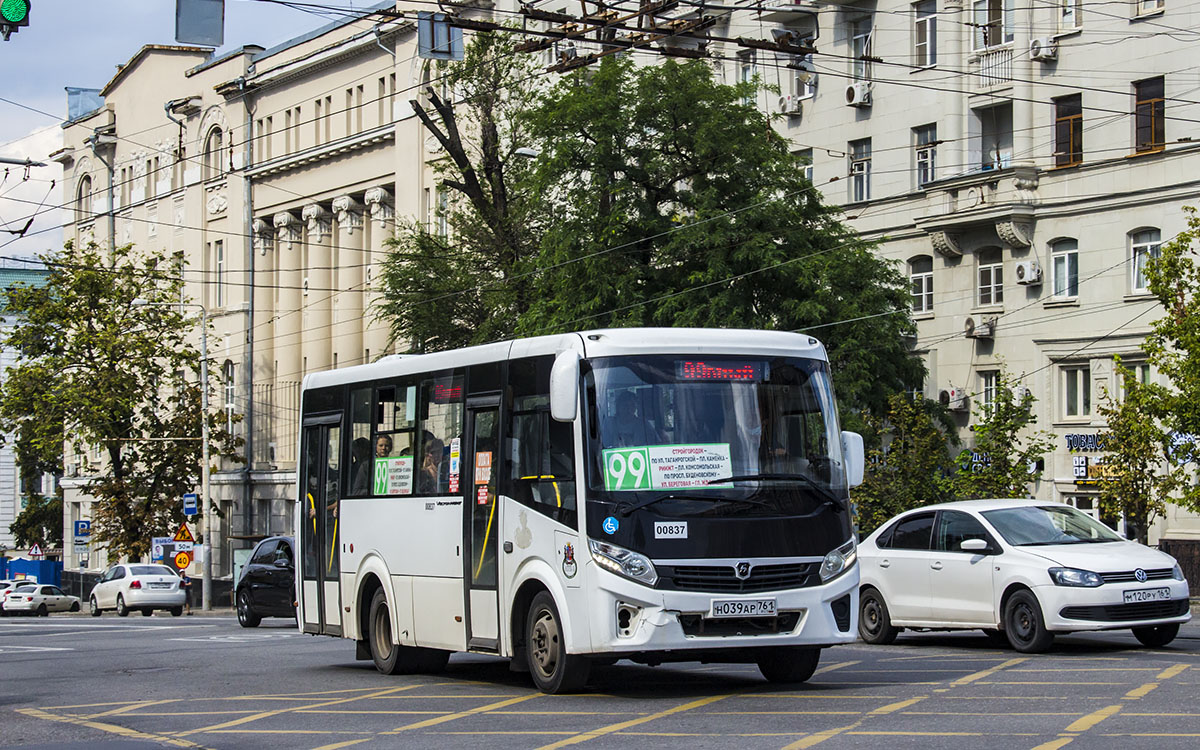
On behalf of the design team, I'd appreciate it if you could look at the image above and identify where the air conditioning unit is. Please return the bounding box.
[845,82,871,108]
[1030,36,1058,62]
[1015,259,1043,285]
[941,387,970,412]
[964,316,996,339]
[778,95,803,115]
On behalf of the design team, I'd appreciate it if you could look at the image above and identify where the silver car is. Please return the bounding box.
[3,584,81,616]
[90,564,186,617]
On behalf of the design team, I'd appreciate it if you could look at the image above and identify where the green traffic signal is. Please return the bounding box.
[0,0,30,26]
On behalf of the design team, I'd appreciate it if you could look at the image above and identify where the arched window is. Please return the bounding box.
[76,175,92,223]
[908,255,933,313]
[977,248,1003,305]
[1050,238,1078,298]
[1130,228,1161,293]
[203,127,224,181]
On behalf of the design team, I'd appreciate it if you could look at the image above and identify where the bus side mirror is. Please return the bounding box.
[550,350,581,422]
[842,431,864,487]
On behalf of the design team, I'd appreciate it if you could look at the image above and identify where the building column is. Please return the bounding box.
[251,219,275,470]
[1011,3,1036,167]
[363,187,394,361]
[302,203,333,373]
[332,195,365,367]
[944,0,965,178]
[273,211,303,388]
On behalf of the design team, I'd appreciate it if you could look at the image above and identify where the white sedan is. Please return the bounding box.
[2,584,81,616]
[857,499,1191,652]
[90,564,186,617]
[0,580,38,615]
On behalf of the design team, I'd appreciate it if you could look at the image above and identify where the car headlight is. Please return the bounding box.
[588,539,658,586]
[1172,563,1185,581]
[1048,567,1103,587]
[819,539,857,583]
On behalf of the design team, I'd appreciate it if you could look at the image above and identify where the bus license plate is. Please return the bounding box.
[710,598,776,618]
[1123,587,1171,604]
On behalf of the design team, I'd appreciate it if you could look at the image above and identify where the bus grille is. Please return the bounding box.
[1059,599,1189,622]
[659,562,818,593]
[677,611,802,637]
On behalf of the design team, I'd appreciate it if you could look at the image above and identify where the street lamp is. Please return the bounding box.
[133,299,213,611]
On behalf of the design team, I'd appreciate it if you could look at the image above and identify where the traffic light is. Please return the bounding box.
[0,0,30,41]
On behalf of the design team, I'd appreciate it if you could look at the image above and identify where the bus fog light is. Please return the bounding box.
[617,603,641,637]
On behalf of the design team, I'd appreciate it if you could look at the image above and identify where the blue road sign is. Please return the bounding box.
[183,493,199,515]
[74,520,91,537]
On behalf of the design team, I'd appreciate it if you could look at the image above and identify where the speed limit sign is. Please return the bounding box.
[174,550,192,569]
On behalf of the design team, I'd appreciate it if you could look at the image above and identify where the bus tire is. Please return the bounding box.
[369,588,404,675]
[757,647,821,683]
[526,591,590,694]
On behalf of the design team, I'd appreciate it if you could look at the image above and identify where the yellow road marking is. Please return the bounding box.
[16,707,205,749]
[385,694,540,733]
[949,658,1029,687]
[1065,704,1122,732]
[1158,664,1189,680]
[176,685,419,737]
[310,741,372,750]
[813,659,860,675]
[89,699,180,717]
[1124,683,1159,700]
[782,722,861,749]
[534,693,738,749]
[853,731,1039,737]
[869,697,926,716]
[1030,737,1076,750]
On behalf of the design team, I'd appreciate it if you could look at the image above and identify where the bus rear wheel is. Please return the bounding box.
[757,647,821,683]
[526,591,590,694]
[368,589,450,675]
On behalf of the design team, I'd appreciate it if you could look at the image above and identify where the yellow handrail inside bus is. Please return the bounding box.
[473,488,497,580]
[518,475,562,507]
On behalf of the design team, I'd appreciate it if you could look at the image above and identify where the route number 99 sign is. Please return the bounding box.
[603,447,651,490]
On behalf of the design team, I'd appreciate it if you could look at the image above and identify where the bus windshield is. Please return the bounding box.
[585,354,846,517]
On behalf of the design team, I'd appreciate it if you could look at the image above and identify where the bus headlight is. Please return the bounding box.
[819,539,857,583]
[588,540,658,587]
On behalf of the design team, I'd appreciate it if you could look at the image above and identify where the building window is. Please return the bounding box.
[214,240,225,308]
[978,103,1013,170]
[1131,228,1161,292]
[972,0,1014,50]
[909,255,933,313]
[1117,361,1152,401]
[851,17,873,80]
[914,0,937,67]
[737,50,757,104]
[223,360,236,434]
[849,139,871,202]
[795,148,814,182]
[1054,94,1083,167]
[203,127,224,181]
[793,54,816,99]
[1063,365,1091,418]
[1137,0,1164,14]
[914,124,937,187]
[1051,239,1079,298]
[1059,0,1082,30]
[76,175,92,223]
[436,188,449,238]
[145,158,155,200]
[977,248,1003,306]
[979,370,999,411]
[1134,77,1165,153]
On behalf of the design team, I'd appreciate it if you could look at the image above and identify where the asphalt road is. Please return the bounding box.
[2,611,1200,749]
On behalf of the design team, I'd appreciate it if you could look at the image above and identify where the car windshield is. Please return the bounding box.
[585,354,846,517]
[130,565,176,576]
[982,505,1124,546]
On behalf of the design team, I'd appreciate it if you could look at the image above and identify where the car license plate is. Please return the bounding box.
[1123,587,1171,603]
[710,598,777,618]
[149,583,171,590]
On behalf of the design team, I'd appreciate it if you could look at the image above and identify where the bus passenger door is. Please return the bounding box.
[299,416,343,636]
[464,398,501,650]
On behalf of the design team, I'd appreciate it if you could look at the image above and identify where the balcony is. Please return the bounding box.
[913,165,1039,257]
[971,46,1013,92]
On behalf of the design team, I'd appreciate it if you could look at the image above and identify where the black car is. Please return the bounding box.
[235,536,296,627]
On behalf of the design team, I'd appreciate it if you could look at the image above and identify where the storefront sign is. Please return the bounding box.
[1065,433,1107,452]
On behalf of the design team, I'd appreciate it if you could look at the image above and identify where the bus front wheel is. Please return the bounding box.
[757,647,821,683]
[526,591,590,694]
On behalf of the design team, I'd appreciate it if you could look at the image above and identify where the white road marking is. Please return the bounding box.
[167,633,298,643]
[0,645,75,654]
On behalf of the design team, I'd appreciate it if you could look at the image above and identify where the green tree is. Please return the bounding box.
[1,356,65,548]
[952,368,1053,499]
[853,393,957,535]
[0,242,241,560]
[10,494,62,548]
[378,38,922,416]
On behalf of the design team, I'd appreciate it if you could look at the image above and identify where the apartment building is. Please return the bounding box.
[52,0,1199,575]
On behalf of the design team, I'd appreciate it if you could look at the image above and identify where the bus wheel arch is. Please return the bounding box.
[509,579,550,672]
[357,573,385,647]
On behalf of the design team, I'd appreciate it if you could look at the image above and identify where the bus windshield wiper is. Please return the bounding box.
[616,493,770,517]
[708,473,846,510]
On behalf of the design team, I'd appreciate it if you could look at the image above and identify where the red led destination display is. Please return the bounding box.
[675,360,764,382]
[432,381,464,403]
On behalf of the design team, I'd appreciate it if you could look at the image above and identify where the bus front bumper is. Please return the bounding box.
[585,563,859,654]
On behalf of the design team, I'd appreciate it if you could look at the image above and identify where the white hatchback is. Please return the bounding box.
[857,499,1191,652]
[90,564,186,617]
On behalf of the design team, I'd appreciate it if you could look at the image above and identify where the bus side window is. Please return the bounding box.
[507,356,576,524]
[348,387,373,496]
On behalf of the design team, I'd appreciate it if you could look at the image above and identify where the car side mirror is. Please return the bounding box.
[550,349,581,422]
[274,559,292,569]
[960,538,992,554]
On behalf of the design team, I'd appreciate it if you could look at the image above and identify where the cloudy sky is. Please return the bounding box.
[0,0,362,261]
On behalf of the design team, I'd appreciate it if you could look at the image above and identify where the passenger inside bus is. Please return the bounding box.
[350,437,372,495]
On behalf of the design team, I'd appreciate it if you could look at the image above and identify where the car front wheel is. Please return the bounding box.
[115,595,129,617]
[237,591,261,628]
[1132,622,1180,648]
[90,597,101,617]
[858,587,899,645]
[1004,590,1053,653]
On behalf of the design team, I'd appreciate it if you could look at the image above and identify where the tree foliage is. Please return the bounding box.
[853,393,957,535]
[951,368,1053,499]
[0,242,241,560]
[9,494,62,549]
[377,36,922,417]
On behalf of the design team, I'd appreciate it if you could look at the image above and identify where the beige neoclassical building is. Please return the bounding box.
[53,0,1200,576]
